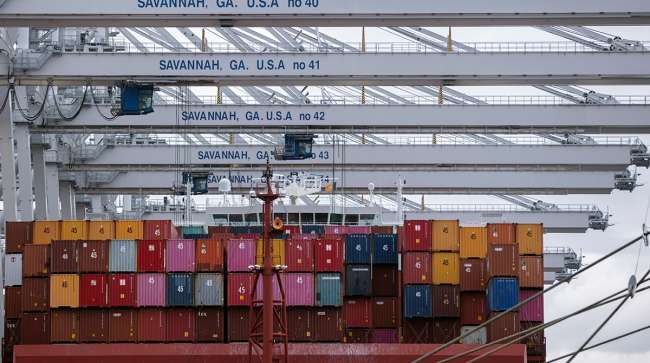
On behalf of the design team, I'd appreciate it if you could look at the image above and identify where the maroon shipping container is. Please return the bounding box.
[5,286,22,319]
[487,223,516,244]
[226,307,250,342]
[313,307,342,342]
[21,277,49,312]
[520,289,544,322]
[403,220,431,252]
[79,240,109,272]
[51,240,79,273]
[521,322,546,356]
[21,312,50,344]
[285,238,314,272]
[520,256,544,288]
[432,318,460,343]
[208,226,231,236]
[50,309,79,342]
[287,307,314,342]
[197,307,225,342]
[283,225,301,236]
[371,226,394,234]
[402,319,433,343]
[432,286,460,318]
[372,265,398,297]
[460,258,487,292]
[460,292,487,325]
[109,309,137,342]
[80,274,108,307]
[4,319,20,347]
[5,221,32,253]
[314,237,344,272]
[372,297,398,328]
[79,310,108,342]
[227,273,254,306]
[109,273,137,307]
[343,298,372,328]
[371,329,399,343]
[345,328,371,343]
[402,252,432,285]
[166,308,196,342]
[487,244,519,277]
[137,308,166,342]
[488,311,520,342]
[137,240,165,272]
[23,244,50,277]
[143,220,179,240]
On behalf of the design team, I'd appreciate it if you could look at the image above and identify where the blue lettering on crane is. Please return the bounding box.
[208,175,255,184]
[138,0,207,8]
[182,111,238,121]
[159,59,220,71]
[197,150,250,160]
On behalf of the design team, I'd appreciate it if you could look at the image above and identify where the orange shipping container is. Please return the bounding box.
[516,224,543,255]
[519,256,544,289]
[88,220,115,240]
[61,220,89,240]
[33,221,60,245]
[432,252,460,285]
[196,239,225,272]
[115,220,143,240]
[50,274,80,308]
[459,227,487,259]
[431,220,460,252]
[256,238,285,266]
[487,224,516,244]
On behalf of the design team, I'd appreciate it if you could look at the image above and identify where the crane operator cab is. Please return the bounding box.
[118,83,155,115]
[273,134,317,161]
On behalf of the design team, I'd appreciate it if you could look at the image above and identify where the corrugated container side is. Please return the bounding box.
[108,273,137,307]
[488,311,520,342]
[231,226,263,235]
[404,285,433,318]
[255,273,281,302]
[227,273,254,306]
[79,240,109,272]
[79,310,108,342]
[371,328,399,343]
[109,240,137,272]
[60,220,89,240]
[22,277,49,312]
[324,225,346,235]
[372,234,398,265]
[50,274,80,308]
[166,308,196,342]
[255,238,285,266]
[5,319,21,347]
[22,244,50,277]
[167,273,194,306]
[487,223,516,244]
[460,325,488,345]
[314,237,344,272]
[79,274,108,307]
[51,240,79,273]
[432,318,461,343]
[115,220,144,240]
[208,226,231,235]
[195,273,224,306]
[344,234,371,264]
[137,308,166,342]
[33,221,60,244]
[371,226,394,234]
[432,220,460,252]
[282,225,300,236]
[50,309,79,342]
[166,239,196,272]
[519,255,544,288]
[402,252,432,285]
[432,285,460,318]
[282,273,314,306]
[136,273,166,307]
[432,252,460,285]
[137,240,165,272]
[196,239,224,272]
[226,307,250,341]
[343,298,372,328]
[372,265,398,297]
[285,238,313,272]
[316,273,342,307]
[196,307,225,342]
[180,225,205,237]
[5,221,32,253]
[312,307,342,342]
[4,253,22,286]
[226,239,256,272]
[460,227,488,258]
[291,234,320,241]
[301,225,325,235]
[487,244,519,278]
[88,220,115,240]
[344,328,371,343]
[5,286,22,319]
[403,220,431,252]
[519,289,544,322]
[347,226,371,234]
[109,309,137,342]
[21,312,50,344]
[516,224,543,255]
[287,307,313,342]
[460,292,487,325]
[345,264,371,297]
[459,258,487,292]
[143,220,179,240]
[402,319,433,343]
[487,278,519,312]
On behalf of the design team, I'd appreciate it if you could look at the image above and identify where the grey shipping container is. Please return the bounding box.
[194,273,224,306]
[167,273,194,306]
[345,265,371,296]
[316,273,342,307]
[460,325,487,345]
[404,285,433,318]
[4,254,23,286]
[109,240,137,272]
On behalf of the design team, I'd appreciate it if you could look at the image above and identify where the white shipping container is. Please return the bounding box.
[4,254,22,286]
[460,326,487,345]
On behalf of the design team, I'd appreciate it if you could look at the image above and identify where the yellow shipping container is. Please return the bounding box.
[50,274,80,308]
[459,227,488,258]
[61,220,89,240]
[115,220,143,240]
[88,220,115,240]
[256,238,286,266]
[432,220,460,252]
[432,252,460,285]
[516,224,543,255]
[33,221,60,244]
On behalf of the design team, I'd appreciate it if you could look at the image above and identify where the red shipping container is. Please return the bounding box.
[487,244,519,277]
[371,226,394,234]
[5,286,22,319]
[314,237,344,272]
[22,244,50,277]
[292,234,320,241]
[208,226,231,236]
[370,329,399,343]
[519,289,544,322]
[487,223,516,244]
[460,258,487,292]
[287,307,313,342]
[79,310,108,342]
[21,277,49,312]
[432,318,460,343]
[166,308,196,342]
[80,274,108,307]
[227,238,256,272]
[460,292,487,325]
[109,273,137,307]
[21,312,50,344]
[285,238,314,272]
[227,273,254,306]
[313,307,343,342]
[143,220,179,240]
[50,240,79,273]
[520,255,544,288]
[226,307,250,342]
[372,297,398,328]
[50,309,79,343]
[196,239,224,272]
[5,221,32,253]
[344,328,371,343]
[344,298,372,328]
[137,240,165,272]
[197,307,225,342]
[403,220,431,251]
[402,252,432,284]
[372,265,398,297]
[346,226,371,234]
[488,311,520,342]
[432,285,460,318]
[79,240,109,272]
[324,225,347,235]
[402,319,433,343]
[137,308,166,342]
[109,309,137,342]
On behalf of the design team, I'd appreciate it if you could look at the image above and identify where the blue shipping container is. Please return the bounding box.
[302,225,325,235]
[345,234,371,264]
[167,273,194,306]
[487,277,519,311]
[404,285,433,318]
[372,234,398,264]
[345,265,372,296]
[109,240,137,272]
[316,273,342,307]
